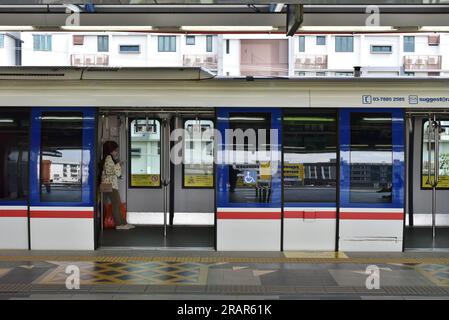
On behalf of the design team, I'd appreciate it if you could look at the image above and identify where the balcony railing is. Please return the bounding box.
[404,55,442,71]
[183,54,217,70]
[295,54,328,70]
[71,54,109,67]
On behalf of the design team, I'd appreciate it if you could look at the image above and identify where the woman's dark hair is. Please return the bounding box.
[99,140,119,175]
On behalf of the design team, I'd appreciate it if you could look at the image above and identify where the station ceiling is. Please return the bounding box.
[0,1,449,31]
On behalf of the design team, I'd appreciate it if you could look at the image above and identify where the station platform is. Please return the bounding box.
[0,250,448,300]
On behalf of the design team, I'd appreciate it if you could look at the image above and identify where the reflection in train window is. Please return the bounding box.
[183,119,214,188]
[0,111,29,201]
[421,119,449,189]
[40,112,83,202]
[129,119,161,187]
[283,112,337,203]
[227,113,273,203]
[350,113,392,203]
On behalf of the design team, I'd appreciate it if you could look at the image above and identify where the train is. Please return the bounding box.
[0,66,448,252]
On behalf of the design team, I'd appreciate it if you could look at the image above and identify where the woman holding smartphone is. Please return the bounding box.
[100,140,135,230]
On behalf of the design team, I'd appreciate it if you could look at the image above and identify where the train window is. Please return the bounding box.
[227,113,273,203]
[0,111,30,201]
[40,112,83,202]
[421,119,449,189]
[283,111,337,203]
[183,119,214,188]
[129,119,161,188]
[349,113,393,203]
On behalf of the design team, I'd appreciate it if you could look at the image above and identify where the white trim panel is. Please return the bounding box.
[217,219,281,251]
[30,218,94,250]
[0,217,28,249]
[339,220,403,252]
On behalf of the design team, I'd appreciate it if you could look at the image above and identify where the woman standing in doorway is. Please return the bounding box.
[101,141,135,230]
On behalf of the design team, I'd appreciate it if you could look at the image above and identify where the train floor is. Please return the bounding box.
[405,227,449,249]
[100,225,215,248]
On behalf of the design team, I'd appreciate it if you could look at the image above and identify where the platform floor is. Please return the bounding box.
[0,250,448,300]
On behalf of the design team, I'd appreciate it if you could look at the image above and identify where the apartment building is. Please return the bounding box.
[0,32,21,66]
[12,32,449,77]
[20,32,218,71]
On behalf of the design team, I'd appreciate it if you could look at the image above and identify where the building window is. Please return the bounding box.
[371,45,392,53]
[298,36,305,52]
[183,119,214,188]
[0,111,30,201]
[316,36,326,46]
[349,113,392,204]
[428,35,440,46]
[33,35,52,51]
[404,72,415,76]
[158,36,176,52]
[335,72,353,76]
[404,36,415,52]
[335,36,353,52]
[225,39,230,54]
[186,35,195,45]
[316,72,326,76]
[428,72,440,76]
[297,71,306,76]
[206,35,213,52]
[72,35,84,45]
[119,45,140,53]
[40,112,83,202]
[97,35,109,52]
[129,119,161,188]
[0,34,4,48]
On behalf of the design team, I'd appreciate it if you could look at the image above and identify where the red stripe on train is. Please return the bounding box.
[340,212,404,220]
[284,211,336,219]
[30,211,94,219]
[0,210,28,218]
[217,211,281,219]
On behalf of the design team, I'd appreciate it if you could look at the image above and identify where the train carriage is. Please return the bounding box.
[0,66,448,252]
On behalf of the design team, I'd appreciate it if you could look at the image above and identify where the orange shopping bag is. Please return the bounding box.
[103,203,127,229]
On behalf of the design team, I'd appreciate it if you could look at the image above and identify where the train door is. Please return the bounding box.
[338,108,405,251]
[29,108,96,250]
[0,109,30,249]
[282,110,338,251]
[216,108,282,251]
[405,113,449,249]
[99,110,215,248]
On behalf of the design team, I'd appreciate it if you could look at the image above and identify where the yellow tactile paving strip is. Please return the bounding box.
[34,261,208,286]
[1,254,449,264]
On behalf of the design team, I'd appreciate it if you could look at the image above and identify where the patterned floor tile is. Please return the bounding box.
[33,261,208,286]
[414,264,449,286]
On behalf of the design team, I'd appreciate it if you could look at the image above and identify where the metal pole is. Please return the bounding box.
[162,118,167,238]
[432,115,440,239]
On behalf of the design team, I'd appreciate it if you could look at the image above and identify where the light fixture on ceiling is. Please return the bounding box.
[297,26,397,32]
[0,26,35,31]
[60,26,153,31]
[180,26,278,32]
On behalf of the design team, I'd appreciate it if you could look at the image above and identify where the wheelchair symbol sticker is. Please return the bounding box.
[243,170,257,184]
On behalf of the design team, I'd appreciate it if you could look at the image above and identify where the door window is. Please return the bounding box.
[0,111,29,201]
[129,119,161,187]
[183,119,214,188]
[40,112,83,202]
[283,111,337,203]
